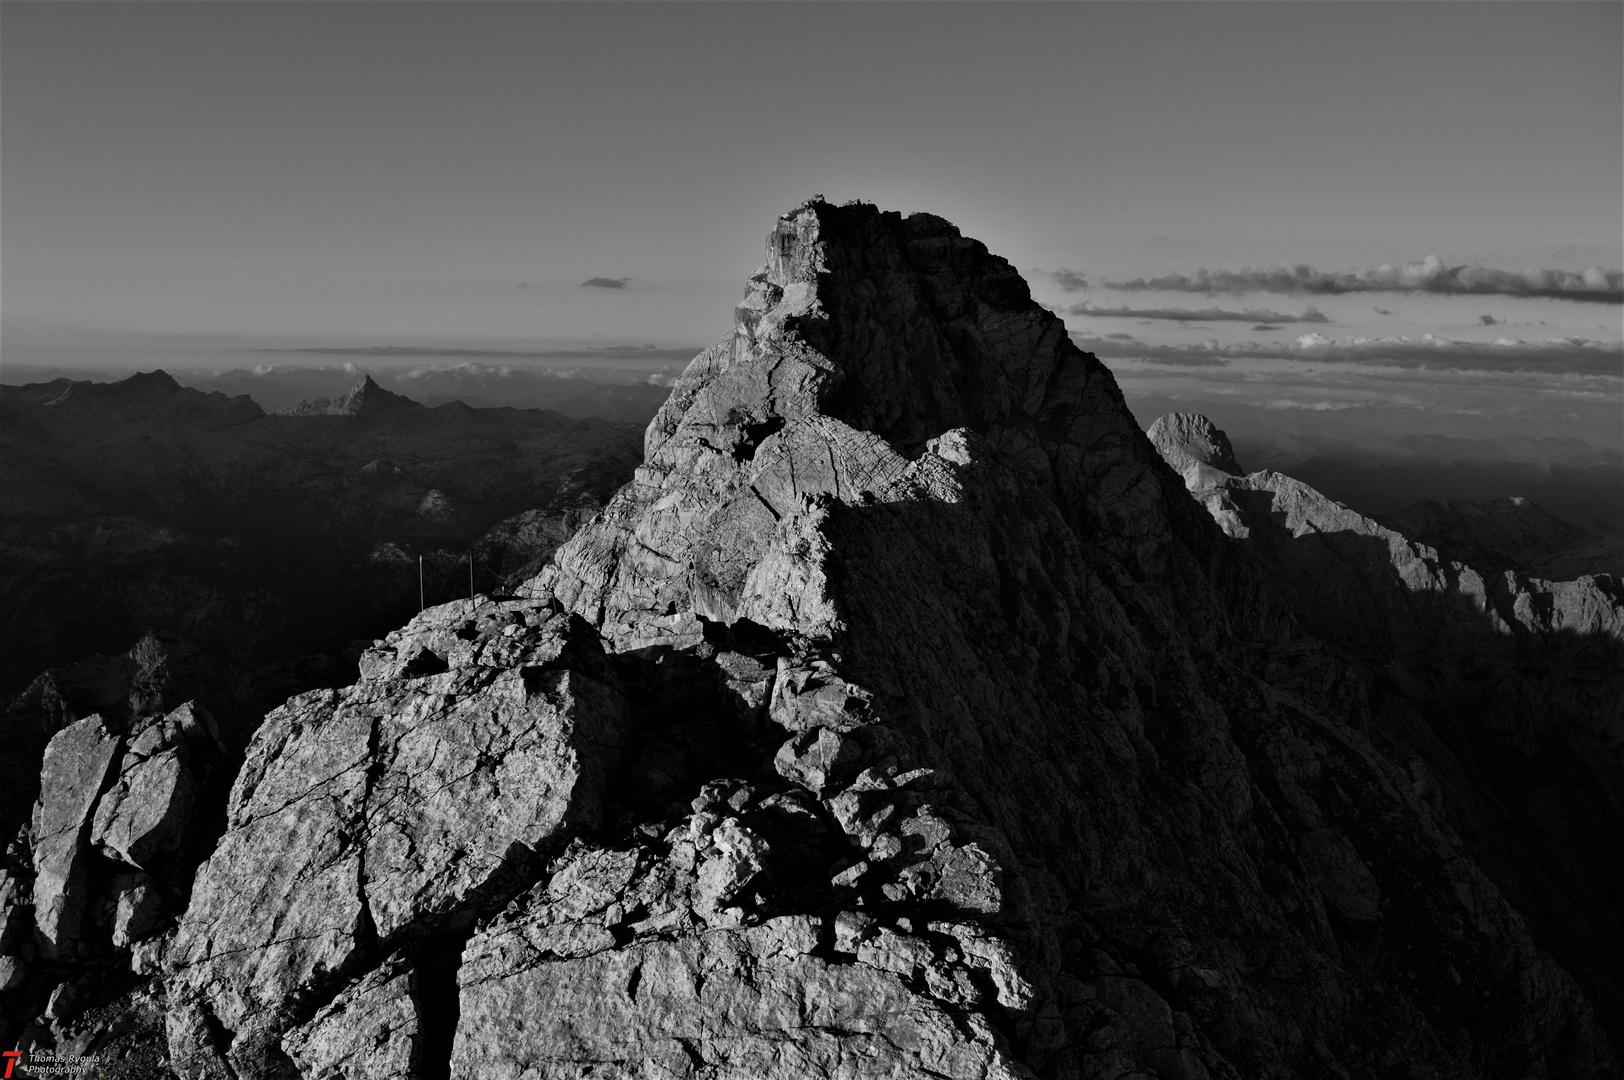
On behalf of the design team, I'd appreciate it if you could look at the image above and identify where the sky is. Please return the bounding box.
[3,2,1620,444]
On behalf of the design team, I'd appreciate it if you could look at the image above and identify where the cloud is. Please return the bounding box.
[258,343,702,363]
[1043,268,1090,292]
[1262,399,1368,412]
[1130,354,1231,368]
[580,277,632,290]
[1074,329,1623,376]
[1067,302,1329,324]
[1107,255,1623,303]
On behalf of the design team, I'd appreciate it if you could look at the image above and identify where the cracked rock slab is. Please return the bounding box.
[91,743,197,871]
[108,871,166,948]
[32,714,122,959]
[164,600,631,1071]
[282,954,423,1080]
[453,910,1029,1080]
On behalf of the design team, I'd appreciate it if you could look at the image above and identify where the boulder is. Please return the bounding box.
[90,700,226,877]
[281,955,423,1080]
[164,600,631,1076]
[30,715,121,959]
[452,840,1027,1079]
[91,745,196,872]
[108,872,165,948]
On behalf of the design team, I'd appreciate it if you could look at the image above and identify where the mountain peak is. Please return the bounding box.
[1147,412,1244,486]
[743,198,1052,450]
[82,199,1623,1080]
[119,369,183,393]
[276,373,417,417]
[639,197,1183,577]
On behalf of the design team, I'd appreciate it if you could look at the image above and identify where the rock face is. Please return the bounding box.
[31,717,123,960]
[2,695,242,1066]
[9,199,1622,1078]
[280,955,423,1080]
[164,600,631,1078]
[0,630,308,888]
[91,702,225,874]
[1147,412,1244,487]
[451,838,1027,1080]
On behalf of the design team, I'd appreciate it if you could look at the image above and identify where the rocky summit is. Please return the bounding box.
[1147,413,1244,489]
[4,198,1622,1079]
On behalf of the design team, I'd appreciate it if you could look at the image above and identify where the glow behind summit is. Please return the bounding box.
[3,2,1619,445]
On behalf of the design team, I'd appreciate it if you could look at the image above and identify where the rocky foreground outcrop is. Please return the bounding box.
[6,199,1623,1078]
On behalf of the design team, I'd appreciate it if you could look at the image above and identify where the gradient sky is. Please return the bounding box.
[4,2,1621,442]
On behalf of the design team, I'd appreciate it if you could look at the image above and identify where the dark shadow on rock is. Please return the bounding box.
[814,476,1622,1076]
[605,638,785,824]
[1222,486,1624,1054]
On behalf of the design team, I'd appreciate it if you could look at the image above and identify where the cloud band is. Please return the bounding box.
[1073,330,1624,376]
[1107,256,1622,303]
[1066,302,1328,323]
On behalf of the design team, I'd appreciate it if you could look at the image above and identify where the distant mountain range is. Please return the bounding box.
[1379,496,1623,580]
[1229,431,1624,539]
[3,360,679,424]
[0,369,644,698]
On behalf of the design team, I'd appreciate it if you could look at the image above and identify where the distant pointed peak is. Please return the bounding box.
[277,373,417,417]
[344,374,404,406]
[120,369,183,392]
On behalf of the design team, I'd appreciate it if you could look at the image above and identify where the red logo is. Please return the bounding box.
[2,1050,19,1079]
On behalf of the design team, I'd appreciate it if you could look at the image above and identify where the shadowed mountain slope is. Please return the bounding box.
[1378,496,1623,580]
[1154,412,1624,1062]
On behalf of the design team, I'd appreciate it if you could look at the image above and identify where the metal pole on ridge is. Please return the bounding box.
[419,555,425,612]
